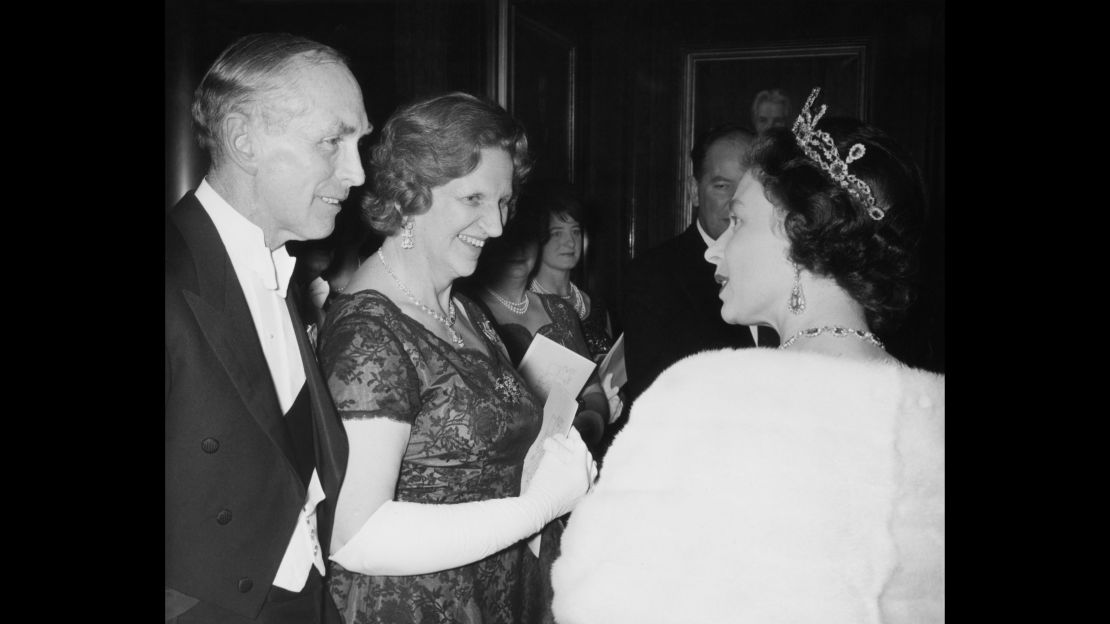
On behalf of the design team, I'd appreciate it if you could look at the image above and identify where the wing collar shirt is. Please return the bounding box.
[195,179,327,592]
[696,219,760,346]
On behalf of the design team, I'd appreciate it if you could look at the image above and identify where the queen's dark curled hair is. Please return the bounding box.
[751,118,928,333]
[361,92,532,235]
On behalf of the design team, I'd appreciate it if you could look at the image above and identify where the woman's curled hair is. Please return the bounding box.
[361,92,532,235]
[751,118,928,333]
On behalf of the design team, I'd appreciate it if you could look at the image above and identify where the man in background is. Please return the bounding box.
[622,123,777,409]
[165,32,371,623]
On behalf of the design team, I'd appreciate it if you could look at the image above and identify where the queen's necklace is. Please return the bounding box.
[530,278,587,319]
[486,287,529,315]
[377,249,464,348]
[778,325,884,350]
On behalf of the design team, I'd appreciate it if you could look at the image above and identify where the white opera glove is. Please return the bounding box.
[601,372,624,424]
[330,433,594,577]
[523,429,596,517]
[307,276,330,310]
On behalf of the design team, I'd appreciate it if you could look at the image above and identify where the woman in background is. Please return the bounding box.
[524,180,614,362]
[552,88,944,624]
[318,92,595,624]
[467,213,610,452]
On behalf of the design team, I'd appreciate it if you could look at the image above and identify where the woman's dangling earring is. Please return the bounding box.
[401,217,415,250]
[788,263,806,315]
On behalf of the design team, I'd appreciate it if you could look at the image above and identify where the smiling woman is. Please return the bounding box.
[314,92,597,624]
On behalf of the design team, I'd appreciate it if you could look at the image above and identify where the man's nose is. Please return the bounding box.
[338,144,366,188]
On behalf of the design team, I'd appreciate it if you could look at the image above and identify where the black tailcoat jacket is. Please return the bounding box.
[165,192,348,619]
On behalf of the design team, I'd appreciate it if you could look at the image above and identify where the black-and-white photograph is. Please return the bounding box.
[166,1,944,621]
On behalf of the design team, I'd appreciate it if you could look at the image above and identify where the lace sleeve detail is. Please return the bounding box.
[318,298,422,424]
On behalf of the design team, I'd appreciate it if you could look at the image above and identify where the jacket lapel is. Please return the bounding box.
[286,283,348,552]
[286,289,346,492]
[172,194,299,477]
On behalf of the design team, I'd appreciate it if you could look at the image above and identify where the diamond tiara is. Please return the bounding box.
[791,87,885,221]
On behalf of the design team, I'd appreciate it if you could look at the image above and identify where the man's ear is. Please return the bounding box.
[221,112,260,175]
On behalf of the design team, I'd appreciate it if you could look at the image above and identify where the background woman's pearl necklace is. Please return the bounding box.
[486,287,529,315]
[530,279,587,319]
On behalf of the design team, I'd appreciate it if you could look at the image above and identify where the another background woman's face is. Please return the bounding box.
[505,241,539,281]
[541,212,582,271]
[706,170,793,325]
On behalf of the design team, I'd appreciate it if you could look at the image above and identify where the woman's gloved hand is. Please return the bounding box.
[523,428,597,519]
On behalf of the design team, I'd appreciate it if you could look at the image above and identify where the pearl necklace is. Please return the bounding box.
[778,325,884,350]
[377,249,464,348]
[485,287,529,315]
[530,278,587,319]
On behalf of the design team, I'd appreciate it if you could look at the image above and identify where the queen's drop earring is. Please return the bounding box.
[788,263,806,315]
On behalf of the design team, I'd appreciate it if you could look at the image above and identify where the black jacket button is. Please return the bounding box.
[238,578,253,593]
[216,509,233,525]
[201,438,219,453]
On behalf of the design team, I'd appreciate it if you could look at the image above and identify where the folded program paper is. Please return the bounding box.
[518,333,595,403]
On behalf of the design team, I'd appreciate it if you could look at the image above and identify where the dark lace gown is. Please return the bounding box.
[317,290,555,624]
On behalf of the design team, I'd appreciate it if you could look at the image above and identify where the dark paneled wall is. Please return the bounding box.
[519,0,945,371]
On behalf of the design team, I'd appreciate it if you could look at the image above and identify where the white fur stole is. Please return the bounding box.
[551,348,944,624]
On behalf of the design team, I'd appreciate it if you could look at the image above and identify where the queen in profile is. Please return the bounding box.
[551,88,944,624]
